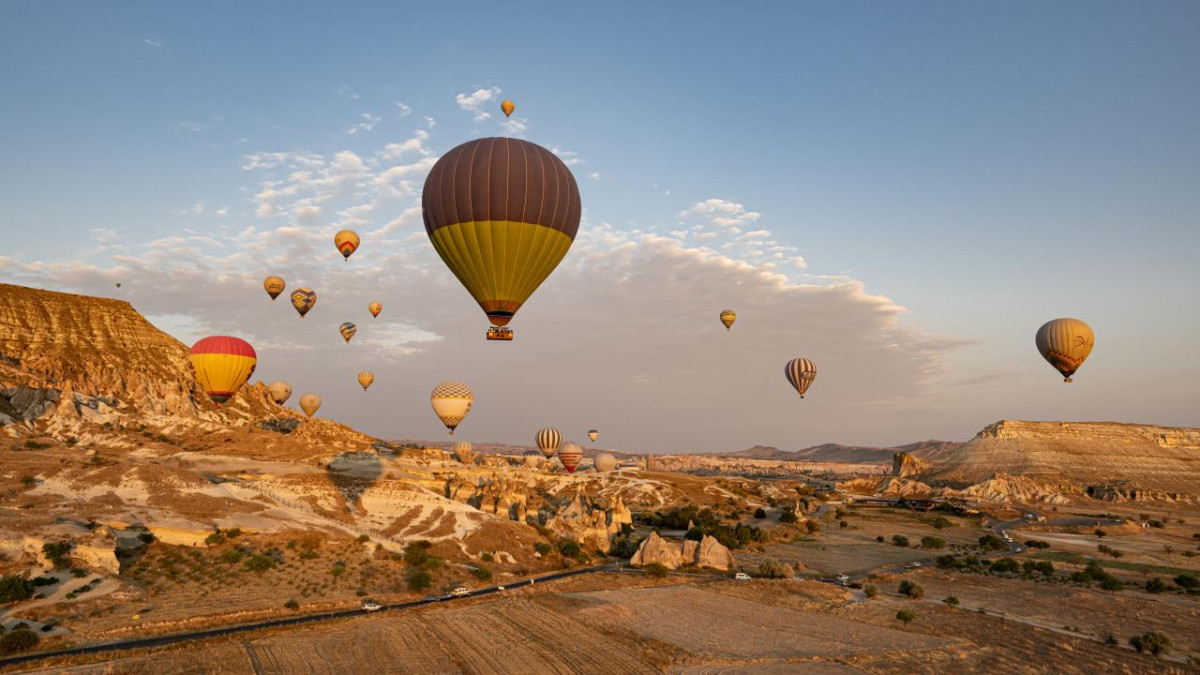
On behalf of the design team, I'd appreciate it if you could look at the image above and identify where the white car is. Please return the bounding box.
[361,600,381,612]
[909,562,922,568]
[734,572,751,581]
[451,587,470,597]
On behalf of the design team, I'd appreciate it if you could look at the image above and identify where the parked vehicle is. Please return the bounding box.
[361,600,381,612]
[734,572,751,581]
[451,587,470,597]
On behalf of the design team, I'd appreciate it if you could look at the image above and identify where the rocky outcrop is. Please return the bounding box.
[543,491,632,553]
[959,474,1077,505]
[630,531,736,571]
[261,418,301,434]
[892,452,932,478]
[0,385,61,424]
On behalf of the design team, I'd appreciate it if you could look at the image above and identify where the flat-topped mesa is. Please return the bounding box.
[922,420,1200,495]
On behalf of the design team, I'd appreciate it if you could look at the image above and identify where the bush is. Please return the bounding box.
[1129,631,1171,656]
[779,511,798,524]
[0,575,34,603]
[356,534,370,543]
[898,580,924,599]
[470,566,492,581]
[0,628,39,654]
[223,528,242,539]
[753,508,766,519]
[70,567,88,578]
[556,540,582,558]
[534,542,552,556]
[891,535,910,547]
[407,569,433,591]
[23,440,50,450]
[944,595,960,606]
[330,565,346,579]
[1094,529,1107,538]
[990,558,1019,574]
[1100,577,1124,592]
[42,541,73,569]
[1024,539,1050,549]
[1145,578,1168,594]
[978,535,1005,552]
[875,536,885,543]
[920,536,945,550]
[244,555,276,574]
[284,598,299,610]
[896,609,915,625]
[609,535,642,559]
[804,520,820,534]
[205,532,226,546]
[221,549,245,564]
[404,541,433,566]
[480,552,494,563]
[1173,573,1198,590]
[863,584,879,598]
[756,558,788,579]
[137,532,155,544]
[19,475,36,488]
[643,563,669,578]
[927,516,953,530]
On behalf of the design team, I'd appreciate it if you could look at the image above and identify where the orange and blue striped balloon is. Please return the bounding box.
[188,336,257,404]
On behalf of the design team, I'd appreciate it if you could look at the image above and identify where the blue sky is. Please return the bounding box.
[1,2,1197,449]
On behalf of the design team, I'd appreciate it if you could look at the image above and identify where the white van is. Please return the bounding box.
[734,572,751,581]
[451,587,470,597]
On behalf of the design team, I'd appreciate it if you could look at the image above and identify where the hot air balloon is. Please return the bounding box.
[522,450,543,469]
[453,441,474,464]
[784,358,817,399]
[501,100,515,118]
[535,427,561,459]
[587,429,599,443]
[593,453,617,472]
[334,230,360,261]
[368,301,382,318]
[115,283,122,289]
[264,276,286,301]
[267,380,292,405]
[422,137,581,341]
[720,309,737,331]
[357,371,374,391]
[299,393,321,417]
[339,322,357,344]
[1036,318,1094,382]
[431,381,473,435]
[557,442,583,474]
[187,336,257,405]
[291,288,316,318]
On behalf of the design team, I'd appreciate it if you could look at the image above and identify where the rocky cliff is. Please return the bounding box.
[629,531,736,571]
[923,420,1200,495]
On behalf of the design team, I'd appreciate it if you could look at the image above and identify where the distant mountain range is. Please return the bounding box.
[718,440,963,464]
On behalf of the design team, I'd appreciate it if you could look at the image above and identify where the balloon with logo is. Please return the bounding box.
[1035,318,1094,382]
[299,393,322,418]
[264,276,286,301]
[784,358,817,399]
[267,380,292,405]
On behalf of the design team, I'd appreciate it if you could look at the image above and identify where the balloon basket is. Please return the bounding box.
[486,327,514,341]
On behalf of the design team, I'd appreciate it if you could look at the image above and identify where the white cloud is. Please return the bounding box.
[142,38,163,48]
[347,113,381,135]
[590,172,600,181]
[502,117,528,136]
[394,101,412,117]
[215,207,229,217]
[455,87,501,113]
[549,146,581,167]
[381,130,433,160]
[473,111,492,122]
[89,227,119,243]
[179,121,206,133]
[423,116,436,129]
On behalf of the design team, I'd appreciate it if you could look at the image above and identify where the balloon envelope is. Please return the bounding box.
[720,309,737,331]
[422,137,581,329]
[299,393,322,417]
[557,442,583,473]
[357,371,374,390]
[431,381,473,435]
[587,429,599,442]
[522,450,543,468]
[784,358,817,399]
[453,441,474,464]
[291,288,316,318]
[501,100,515,117]
[267,380,292,404]
[593,452,617,472]
[188,336,257,405]
[264,276,286,301]
[1036,318,1094,382]
[368,301,382,318]
[335,230,360,260]
[339,322,357,343]
[535,427,562,459]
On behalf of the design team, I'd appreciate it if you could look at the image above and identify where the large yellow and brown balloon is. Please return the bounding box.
[357,371,374,391]
[431,381,473,435]
[368,301,382,318]
[334,230,360,261]
[720,309,737,331]
[535,427,561,459]
[188,336,257,405]
[339,322,357,344]
[784,358,817,399]
[422,137,581,333]
[501,100,515,117]
[264,276,286,301]
[299,393,322,417]
[291,288,316,318]
[267,380,292,405]
[1036,318,1094,382]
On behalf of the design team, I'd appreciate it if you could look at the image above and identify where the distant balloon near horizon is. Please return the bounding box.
[368,301,382,318]
[784,358,817,399]
[501,100,515,117]
[453,440,474,464]
[115,282,122,289]
[299,393,321,417]
[431,381,473,435]
[188,336,256,405]
[339,322,357,344]
[557,442,583,474]
[422,137,581,340]
[720,309,737,331]
[1036,318,1094,383]
[290,288,316,318]
[267,380,292,405]
[522,450,543,469]
[357,371,374,391]
[587,429,599,442]
[535,427,562,459]
[334,229,360,261]
[263,276,285,301]
[593,452,617,472]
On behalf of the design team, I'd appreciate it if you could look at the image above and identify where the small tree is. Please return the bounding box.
[920,536,945,550]
[899,580,924,599]
[1145,578,1167,594]
[470,566,492,581]
[244,555,276,574]
[42,541,73,569]
[643,563,669,578]
[943,595,960,606]
[1173,573,1198,590]
[1129,631,1171,656]
[753,508,767,519]
[0,575,34,603]
[892,535,910,547]
[1094,529,1107,538]
[779,511,798,524]
[863,584,879,599]
[756,558,788,579]
[407,569,433,591]
[896,609,915,625]
[205,531,226,546]
[284,598,300,610]
[0,628,39,654]
[804,520,820,534]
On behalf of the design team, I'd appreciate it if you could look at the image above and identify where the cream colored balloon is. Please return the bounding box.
[453,441,474,464]
[357,371,374,391]
[593,452,617,472]
[299,393,322,417]
[522,450,543,469]
[1036,318,1094,382]
[431,381,473,435]
[267,380,292,405]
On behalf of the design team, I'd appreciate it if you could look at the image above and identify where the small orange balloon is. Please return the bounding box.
[501,100,515,118]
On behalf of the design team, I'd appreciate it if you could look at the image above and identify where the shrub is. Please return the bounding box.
[137,532,155,544]
[863,584,879,598]
[407,569,433,591]
[42,541,73,569]
[19,475,36,488]
[927,516,953,530]
[480,552,494,563]
[920,536,945,550]
[244,555,276,574]
[839,520,848,529]
[609,535,642,559]
[891,535,910,547]
[556,540,582,558]
[804,520,820,534]
[356,534,370,543]
[1024,539,1050,549]
[753,508,766,519]
[875,536,885,543]
[1145,578,1167,594]
[404,541,433,566]
[470,566,492,581]
[23,440,50,450]
[779,511,798,524]
[0,575,34,603]
[643,563,669,578]
[330,565,346,579]
[896,610,915,625]
[990,558,1019,574]
[1129,631,1171,656]
[70,567,88,578]
[205,532,226,546]
[1094,529,1107,538]
[1173,573,1198,590]
[223,528,242,539]
[221,549,245,564]
[978,535,1005,552]
[943,595,960,606]
[756,558,788,579]
[898,580,924,599]
[0,628,39,654]
[284,598,299,610]
[286,540,298,549]
[1100,577,1124,592]
[534,542,552,556]
[299,550,318,560]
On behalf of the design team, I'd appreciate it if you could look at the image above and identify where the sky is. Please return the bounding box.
[1,2,1197,453]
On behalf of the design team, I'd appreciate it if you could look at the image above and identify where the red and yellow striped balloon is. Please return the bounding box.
[188,336,257,405]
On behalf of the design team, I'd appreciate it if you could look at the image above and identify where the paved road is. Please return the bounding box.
[0,564,622,668]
